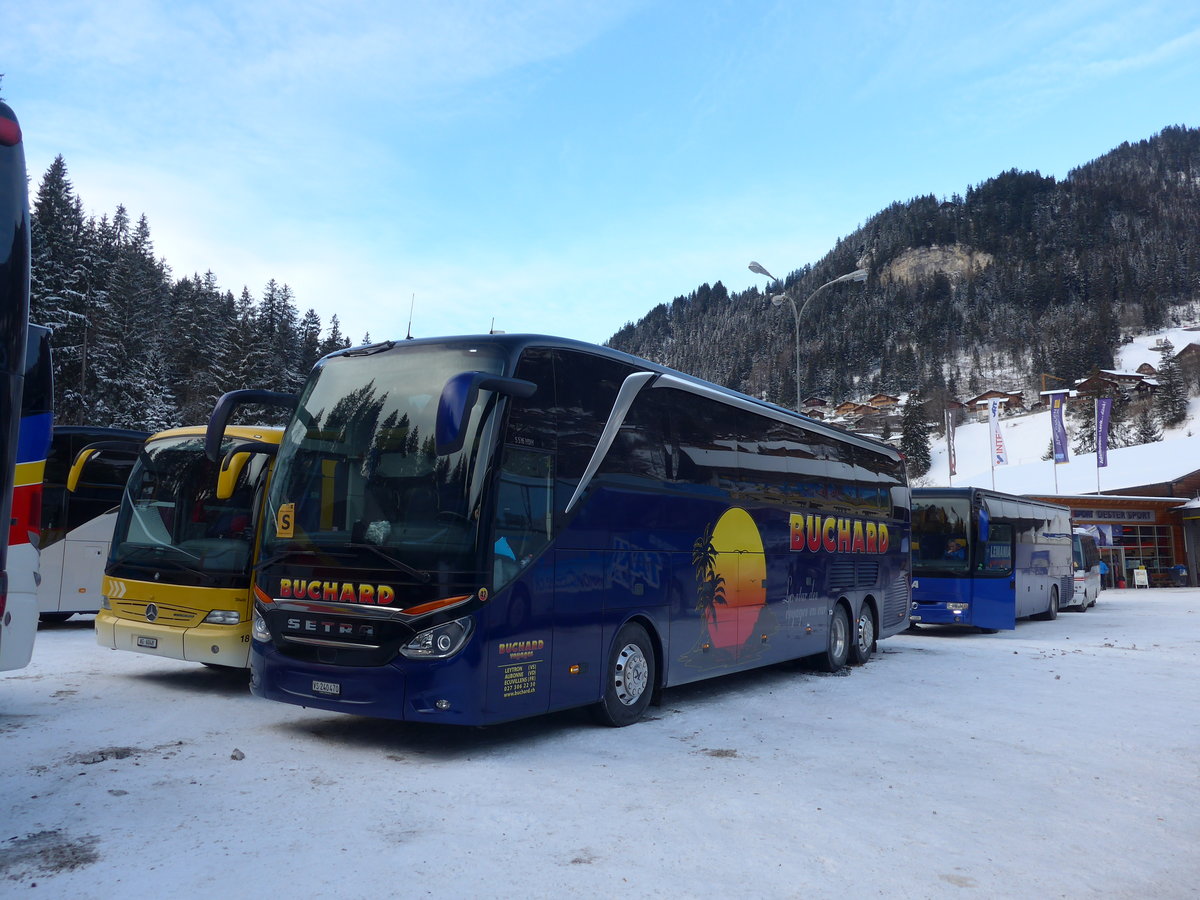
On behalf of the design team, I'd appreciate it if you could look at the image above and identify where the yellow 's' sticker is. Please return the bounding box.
[276,502,295,538]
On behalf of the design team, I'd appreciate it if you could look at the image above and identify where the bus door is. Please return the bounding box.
[972,512,1016,630]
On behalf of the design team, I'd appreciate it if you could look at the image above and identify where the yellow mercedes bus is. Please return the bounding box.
[94,424,282,668]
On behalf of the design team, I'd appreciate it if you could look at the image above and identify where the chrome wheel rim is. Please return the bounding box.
[831,612,848,659]
[613,642,649,706]
[857,611,873,655]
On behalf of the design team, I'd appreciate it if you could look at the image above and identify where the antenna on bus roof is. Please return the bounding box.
[405,294,415,340]
[489,317,505,335]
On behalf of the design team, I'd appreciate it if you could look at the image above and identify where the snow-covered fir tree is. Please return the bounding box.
[899,391,932,479]
[1154,340,1189,428]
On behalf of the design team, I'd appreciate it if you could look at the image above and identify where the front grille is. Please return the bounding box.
[112,599,202,626]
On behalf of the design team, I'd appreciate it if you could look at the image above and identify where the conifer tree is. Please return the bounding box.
[1134,407,1164,444]
[1154,341,1189,428]
[297,309,323,374]
[319,314,350,357]
[899,391,932,479]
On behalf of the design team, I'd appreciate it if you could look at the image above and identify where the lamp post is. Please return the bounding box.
[748,262,868,411]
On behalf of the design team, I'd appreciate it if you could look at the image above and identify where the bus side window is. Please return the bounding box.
[983,523,1014,572]
[493,446,554,587]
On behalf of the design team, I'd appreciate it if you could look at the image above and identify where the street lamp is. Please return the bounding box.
[748,262,869,411]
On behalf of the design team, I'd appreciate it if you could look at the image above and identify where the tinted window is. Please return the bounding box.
[492,446,554,587]
[668,390,739,496]
[552,350,634,483]
[598,386,670,483]
[508,348,557,453]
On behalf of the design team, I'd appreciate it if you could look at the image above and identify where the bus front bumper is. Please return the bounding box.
[96,610,251,667]
[250,640,485,724]
[909,601,973,626]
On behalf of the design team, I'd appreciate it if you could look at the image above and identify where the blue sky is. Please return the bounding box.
[2,0,1198,346]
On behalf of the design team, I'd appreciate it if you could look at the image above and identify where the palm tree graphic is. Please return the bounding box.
[692,522,726,637]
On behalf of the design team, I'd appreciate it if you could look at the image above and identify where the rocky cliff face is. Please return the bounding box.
[880,244,993,286]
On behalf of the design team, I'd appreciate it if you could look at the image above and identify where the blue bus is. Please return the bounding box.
[910,487,1073,632]
[208,335,911,726]
[0,100,36,672]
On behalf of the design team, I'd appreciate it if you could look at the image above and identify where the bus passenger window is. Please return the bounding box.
[984,523,1014,572]
[493,446,553,587]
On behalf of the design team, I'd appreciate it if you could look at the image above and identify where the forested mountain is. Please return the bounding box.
[28,156,353,430]
[608,125,1200,410]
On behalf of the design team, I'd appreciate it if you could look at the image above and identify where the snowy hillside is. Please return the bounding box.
[922,323,1200,495]
[916,324,1200,494]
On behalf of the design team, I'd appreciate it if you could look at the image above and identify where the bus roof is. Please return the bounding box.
[912,486,1070,512]
[322,333,903,463]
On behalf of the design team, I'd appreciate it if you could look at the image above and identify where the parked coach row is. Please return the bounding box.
[21,333,1104,728]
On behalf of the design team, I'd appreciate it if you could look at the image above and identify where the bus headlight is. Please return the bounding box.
[252,609,270,642]
[399,616,474,660]
[100,596,111,611]
[203,610,241,625]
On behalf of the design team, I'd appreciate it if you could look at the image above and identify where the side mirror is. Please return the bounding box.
[206,389,298,462]
[216,440,279,500]
[435,372,536,456]
[66,440,144,492]
[978,507,990,545]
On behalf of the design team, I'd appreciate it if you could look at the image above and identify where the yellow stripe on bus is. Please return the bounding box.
[13,460,46,487]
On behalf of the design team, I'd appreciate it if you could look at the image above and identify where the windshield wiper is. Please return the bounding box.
[111,551,219,586]
[338,543,432,584]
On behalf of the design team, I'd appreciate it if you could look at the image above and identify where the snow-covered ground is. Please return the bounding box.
[3,590,1198,898]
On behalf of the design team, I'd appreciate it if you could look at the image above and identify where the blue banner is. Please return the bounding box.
[1050,394,1069,464]
[1096,398,1113,468]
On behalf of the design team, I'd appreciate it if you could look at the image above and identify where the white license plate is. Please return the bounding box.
[136,636,158,649]
[312,680,341,696]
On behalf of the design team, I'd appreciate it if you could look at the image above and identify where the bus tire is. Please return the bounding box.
[1038,587,1059,621]
[815,604,850,672]
[591,623,655,727]
[849,602,876,665]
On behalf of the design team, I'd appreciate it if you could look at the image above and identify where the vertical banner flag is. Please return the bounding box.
[945,409,957,476]
[1096,397,1113,468]
[989,398,1008,466]
[1050,394,1069,464]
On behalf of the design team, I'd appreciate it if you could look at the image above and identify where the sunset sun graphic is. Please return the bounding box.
[692,507,767,652]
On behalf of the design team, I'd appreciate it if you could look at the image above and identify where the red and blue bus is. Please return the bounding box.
[1,101,38,672]
[910,487,1073,632]
[209,335,911,726]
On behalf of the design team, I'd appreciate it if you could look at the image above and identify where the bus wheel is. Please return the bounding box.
[1038,587,1059,621]
[849,603,875,665]
[816,604,850,672]
[592,623,655,727]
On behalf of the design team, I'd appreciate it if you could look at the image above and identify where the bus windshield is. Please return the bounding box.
[912,493,973,575]
[109,433,269,585]
[261,343,508,581]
